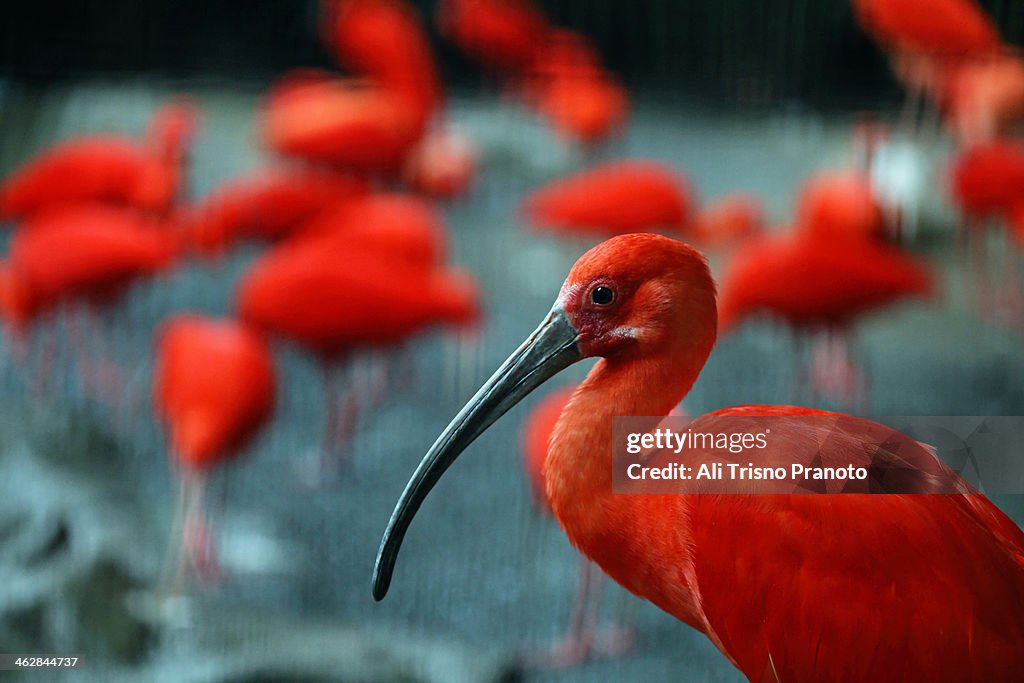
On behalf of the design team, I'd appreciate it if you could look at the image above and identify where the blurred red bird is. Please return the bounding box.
[522,31,629,146]
[523,160,692,236]
[717,233,933,333]
[188,167,366,258]
[154,314,276,583]
[939,54,1024,145]
[950,139,1024,225]
[794,170,886,243]
[0,102,198,220]
[237,243,477,358]
[854,0,1000,60]
[321,0,441,127]
[437,0,550,74]
[375,233,1024,682]
[261,71,424,175]
[301,193,448,270]
[0,204,178,328]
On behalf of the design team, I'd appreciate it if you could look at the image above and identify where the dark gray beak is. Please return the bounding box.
[372,307,582,600]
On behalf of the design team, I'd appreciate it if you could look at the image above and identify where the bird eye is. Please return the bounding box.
[590,285,615,305]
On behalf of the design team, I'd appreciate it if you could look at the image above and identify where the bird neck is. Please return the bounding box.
[544,337,713,631]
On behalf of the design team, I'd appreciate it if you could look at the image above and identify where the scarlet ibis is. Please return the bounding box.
[236,235,478,477]
[261,71,424,175]
[521,31,629,148]
[0,102,198,220]
[437,0,549,75]
[0,203,179,406]
[794,170,886,243]
[950,139,1024,320]
[153,314,276,586]
[374,233,1024,682]
[691,193,765,247]
[716,231,932,406]
[300,193,448,269]
[940,54,1024,145]
[401,127,477,200]
[522,160,692,237]
[320,0,441,128]
[0,203,178,327]
[187,167,366,258]
[854,0,1000,133]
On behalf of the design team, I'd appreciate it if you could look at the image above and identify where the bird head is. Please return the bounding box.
[372,233,716,600]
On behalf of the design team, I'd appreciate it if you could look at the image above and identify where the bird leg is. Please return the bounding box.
[528,557,605,668]
[592,587,638,658]
[157,467,219,596]
[808,330,864,413]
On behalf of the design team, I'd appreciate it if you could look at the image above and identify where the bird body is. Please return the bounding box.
[188,167,366,257]
[853,0,1000,60]
[237,240,477,359]
[301,193,448,270]
[0,103,196,220]
[0,204,177,326]
[523,160,691,235]
[402,128,476,200]
[795,170,886,242]
[154,314,276,470]
[437,0,549,74]
[321,0,441,127]
[716,234,932,331]
[262,72,424,174]
[951,139,1024,222]
[375,234,1022,681]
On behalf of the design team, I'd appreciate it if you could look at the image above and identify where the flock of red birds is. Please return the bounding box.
[1,0,1023,679]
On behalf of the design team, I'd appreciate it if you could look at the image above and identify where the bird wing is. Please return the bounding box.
[688,406,1024,682]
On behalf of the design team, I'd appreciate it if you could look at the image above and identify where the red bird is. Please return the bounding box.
[437,0,550,75]
[321,0,441,128]
[794,170,886,243]
[375,233,1024,682]
[522,31,629,146]
[261,71,425,175]
[236,232,478,474]
[187,167,367,258]
[0,204,178,328]
[716,232,932,406]
[950,139,1024,225]
[854,0,1000,61]
[154,314,276,584]
[523,160,692,236]
[301,193,448,269]
[939,53,1024,145]
[717,233,932,332]
[0,102,198,220]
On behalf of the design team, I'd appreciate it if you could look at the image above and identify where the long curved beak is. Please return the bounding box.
[372,307,582,600]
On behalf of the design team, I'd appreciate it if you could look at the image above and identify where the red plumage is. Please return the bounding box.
[522,160,692,236]
[950,139,1024,221]
[321,0,441,127]
[0,102,198,220]
[0,204,178,327]
[154,314,276,470]
[188,167,367,257]
[261,71,424,174]
[853,0,1000,59]
[717,234,933,332]
[437,0,549,74]
[236,238,478,359]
